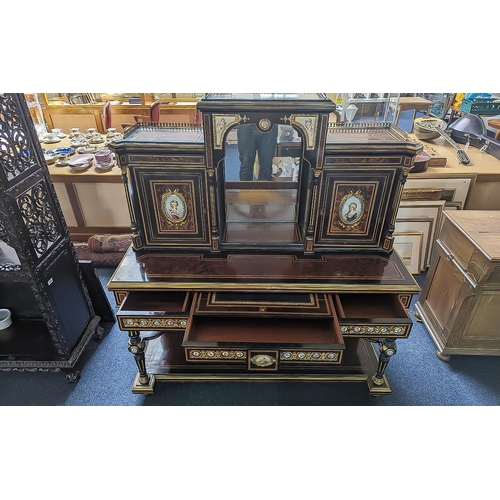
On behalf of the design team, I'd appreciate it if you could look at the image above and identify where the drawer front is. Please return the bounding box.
[439,217,476,272]
[339,322,410,338]
[117,291,191,331]
[184,347,343,368]
[186,348,247,362]
[279,349,343,364]
[334,293,413,338]
[119,315,189,331]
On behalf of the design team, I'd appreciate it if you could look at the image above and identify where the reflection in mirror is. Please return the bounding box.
[223,124,303,245]
[0,239,21,271]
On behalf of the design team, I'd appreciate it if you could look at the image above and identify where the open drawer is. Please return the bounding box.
[116,291,192,331]
[183,299,345,369]
[332,293,412,338]
[194,291,332,317]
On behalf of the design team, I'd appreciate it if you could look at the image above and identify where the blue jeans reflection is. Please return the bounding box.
[237,124,278,181]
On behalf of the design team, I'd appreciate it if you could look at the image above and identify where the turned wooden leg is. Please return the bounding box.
[372,338,397,386]
[128,330,150,385]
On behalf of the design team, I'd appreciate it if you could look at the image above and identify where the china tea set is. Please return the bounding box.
[43,126,120,172]
[41,128,66,144]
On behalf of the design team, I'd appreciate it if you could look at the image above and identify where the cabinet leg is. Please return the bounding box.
[413,310,423,323]
[128,330,150,385]
[372,338,397,386]
[436,350,451,362]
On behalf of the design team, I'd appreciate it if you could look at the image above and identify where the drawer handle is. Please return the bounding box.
[446,252,454,261]
[251,354,276,367]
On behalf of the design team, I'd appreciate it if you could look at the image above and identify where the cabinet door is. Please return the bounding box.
[315,168,398,249]
[130,166,211,249]
[418,241,473,345]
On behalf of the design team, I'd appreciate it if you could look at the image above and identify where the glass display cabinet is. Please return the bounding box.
[106,92,423,396]
[337,93,400,123]
[0,93,102,380]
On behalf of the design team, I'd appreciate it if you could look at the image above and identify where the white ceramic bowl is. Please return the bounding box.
[0,308,12,330]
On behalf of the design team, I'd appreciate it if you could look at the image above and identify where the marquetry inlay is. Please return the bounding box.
[280,351,341,362]
[187,349,247,360]
[340,325,408,336]
[119,317,188,330]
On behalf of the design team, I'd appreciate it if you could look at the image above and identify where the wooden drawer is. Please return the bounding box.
[333,293,413,338]
[116,291,192,331]
[439,217,477,274]
[194,291,332,317]
[183,314,345,368]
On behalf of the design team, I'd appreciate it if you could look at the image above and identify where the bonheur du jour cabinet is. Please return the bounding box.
[107,93,422,396]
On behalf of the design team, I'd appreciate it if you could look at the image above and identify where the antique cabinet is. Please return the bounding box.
[0,93,102,380]
[107,93,422,396]
[415,210,500,360]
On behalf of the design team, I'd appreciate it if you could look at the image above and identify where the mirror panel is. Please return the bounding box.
[223,124,303,245]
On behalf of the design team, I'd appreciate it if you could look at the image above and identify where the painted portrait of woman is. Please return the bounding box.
[339,193,364,226]
[162,191,187,224]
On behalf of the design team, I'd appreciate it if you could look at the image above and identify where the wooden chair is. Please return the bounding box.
[103,100,112,130]
[149,100,161,123]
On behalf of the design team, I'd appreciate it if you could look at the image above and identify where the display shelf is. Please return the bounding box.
[0,93,103,379]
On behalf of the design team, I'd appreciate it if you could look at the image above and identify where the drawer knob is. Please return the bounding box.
[251,354,276,367]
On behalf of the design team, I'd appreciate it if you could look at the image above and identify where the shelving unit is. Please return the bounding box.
[0,93,102,380]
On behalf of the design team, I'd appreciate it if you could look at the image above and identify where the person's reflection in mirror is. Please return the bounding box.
[237,124,278,181]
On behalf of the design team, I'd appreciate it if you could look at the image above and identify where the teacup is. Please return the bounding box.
[86,127,97,136]
[56,153,70,166]
[44,133,57,142]
[69,127,80,138]
[51,128,62,136]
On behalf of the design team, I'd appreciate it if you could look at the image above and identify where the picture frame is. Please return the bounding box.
[404,176,475,209]
[395,218,433,271]
[393,232,424,275]
[397,200,446,267]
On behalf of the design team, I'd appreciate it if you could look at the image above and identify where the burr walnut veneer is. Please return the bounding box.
[107,94,422,396]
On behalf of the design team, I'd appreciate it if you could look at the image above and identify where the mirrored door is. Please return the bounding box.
[222,123,305,246]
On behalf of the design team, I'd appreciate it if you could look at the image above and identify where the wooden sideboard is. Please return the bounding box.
[415,210,500,360]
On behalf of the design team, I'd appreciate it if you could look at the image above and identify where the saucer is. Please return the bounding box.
[70,141,88,148]
[77,146,98,154]
[89,137,105,144]
[69,163,92,172]
[94,160,116,171]
[44,154,56,164]
[46,147,76,156]
[44,137,61,144]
